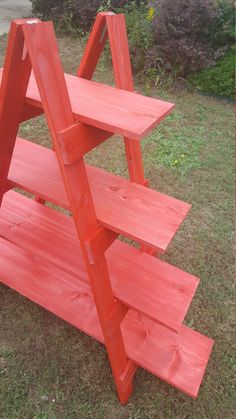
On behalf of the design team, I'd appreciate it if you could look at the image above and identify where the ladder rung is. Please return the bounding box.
[58,122,112,164]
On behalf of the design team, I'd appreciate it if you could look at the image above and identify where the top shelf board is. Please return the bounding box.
[0,68,174,139]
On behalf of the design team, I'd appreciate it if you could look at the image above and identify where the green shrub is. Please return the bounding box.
[188,46,235,98]
[30,0,235,94]
[209,0,235,48]
[29,0,147,33]
[30,0,61,19]
[150,0,230,75]
[119,3,153,75]
[115,3,175,87]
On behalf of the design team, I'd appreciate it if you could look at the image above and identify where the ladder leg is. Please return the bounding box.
[77,12,148,187]
[83,245,136,403]
[106,14,148,186]
[106,14,156,254]
[22,20,136,402]
[77,12,109,80]
[0,20,32,205]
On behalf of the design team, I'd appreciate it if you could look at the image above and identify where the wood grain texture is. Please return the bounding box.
[8,138,191,253]
[0,68,174,140]
[0,190,198,331]
[0,228,213,398]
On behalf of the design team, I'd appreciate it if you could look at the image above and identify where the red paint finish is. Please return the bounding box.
[1,190,198,332]
[0,214,213,398]
[22,20,133,403]
[0,68,174,140]
[0,17,214,404]
[0,20,32,204]
[9,137,191,253]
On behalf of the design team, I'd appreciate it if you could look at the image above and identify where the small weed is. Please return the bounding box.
[143,111,205,174]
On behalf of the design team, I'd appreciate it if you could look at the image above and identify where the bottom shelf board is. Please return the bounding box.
[0,236,214,399]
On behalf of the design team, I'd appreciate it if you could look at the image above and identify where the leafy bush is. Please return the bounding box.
[119,3,153,75]
[121,0,235,88]
[114,3,175,87]
[30,0,146,32]
[30,0,235,96]
[30,0,61,19]
[150,0,227,75]
[30,0,98,32]
[188,46,235,98]
[209,0,235,48]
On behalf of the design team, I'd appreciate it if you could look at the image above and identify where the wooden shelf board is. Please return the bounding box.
[0,68,174,140]
[1,190,198,331]
[8,137,191,253]
[0,233,213,399]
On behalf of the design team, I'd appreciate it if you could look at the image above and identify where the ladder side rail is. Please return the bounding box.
[106,14,155,254]
[77,12,147,185]
[0,20,35,205]
[77,12,109,80]
[106,13,147,185]
[22,20,136,403]
[31,16,111,202]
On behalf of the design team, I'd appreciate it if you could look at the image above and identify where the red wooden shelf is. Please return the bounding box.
[1,190,198,331]
[0,17,213,403]
[0,193,213,398]
[8,137,191,253]
[0,68,174,140]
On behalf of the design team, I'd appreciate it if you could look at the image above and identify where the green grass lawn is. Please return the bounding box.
[0,34,235,419]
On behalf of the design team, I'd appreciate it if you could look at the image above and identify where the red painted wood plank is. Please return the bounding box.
[0,235,213,398]
[0,237,103,342]
[122,311,214,398]
[0,68,174,140]
[8,138,191,253]
[0,190,198,331]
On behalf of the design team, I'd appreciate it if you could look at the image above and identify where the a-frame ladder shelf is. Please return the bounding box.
[0,191,213,398]
[1,190,198,332]
[0,16,213,404]
[8,137,191,253]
